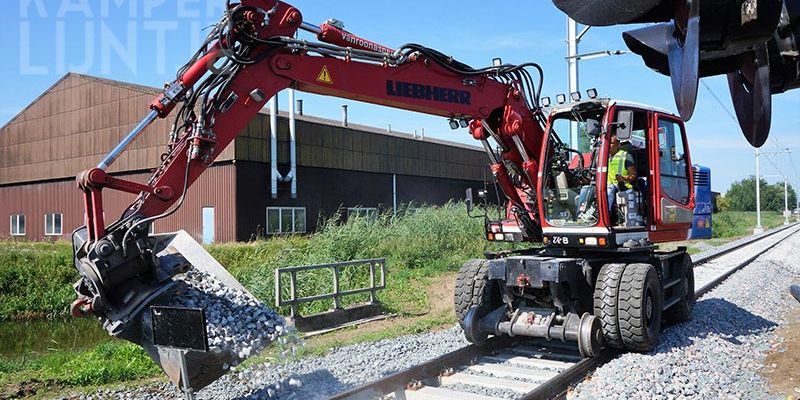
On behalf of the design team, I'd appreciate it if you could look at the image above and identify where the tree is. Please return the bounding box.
[725,175,797,212]
[716,195,730,212]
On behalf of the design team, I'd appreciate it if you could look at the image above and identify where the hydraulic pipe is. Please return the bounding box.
[288,89,297,198]
[97,109,159,170]
[299,21,321,35]
[270,94,279,199]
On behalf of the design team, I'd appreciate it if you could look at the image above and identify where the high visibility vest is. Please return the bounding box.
[607,149,633,189]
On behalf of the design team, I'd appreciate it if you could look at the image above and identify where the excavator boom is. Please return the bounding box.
[71,0,549,389]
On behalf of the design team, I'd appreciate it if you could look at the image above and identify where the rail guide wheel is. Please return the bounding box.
[578,313,604,358]
[463,306,489,346]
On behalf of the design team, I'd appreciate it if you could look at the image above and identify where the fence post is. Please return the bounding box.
[369,261,376,303]
[380,259,386,287]
[333,265,341,309]
[274,268,281,308]
[290,270,298,318]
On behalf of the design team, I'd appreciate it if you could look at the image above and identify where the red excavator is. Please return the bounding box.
[70,0,696,389]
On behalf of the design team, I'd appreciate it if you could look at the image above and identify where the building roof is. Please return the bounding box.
[0,73,159,132]
[0,73,487,185]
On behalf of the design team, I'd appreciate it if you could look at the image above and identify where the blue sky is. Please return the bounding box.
[2,0,799,194]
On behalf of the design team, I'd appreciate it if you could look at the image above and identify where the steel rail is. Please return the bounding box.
[328,337,511,400]
[327,223,800,400]
[691,222,798,266]
[695,223,800,297]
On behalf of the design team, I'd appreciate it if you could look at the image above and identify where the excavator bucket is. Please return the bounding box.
[71,230,287,390]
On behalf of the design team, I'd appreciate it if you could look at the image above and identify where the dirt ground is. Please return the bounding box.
[762,299,800,399]
[305,273,457,349]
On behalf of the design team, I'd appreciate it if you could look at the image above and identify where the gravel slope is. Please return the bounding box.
[569,230,800,400]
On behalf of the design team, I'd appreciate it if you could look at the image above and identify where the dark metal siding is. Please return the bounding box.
[234,113,488,182]
[0,163,237,242]
[235,161,486,240]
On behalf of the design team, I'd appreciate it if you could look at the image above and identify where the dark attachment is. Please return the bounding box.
[151,306,209,352]
[791,285,800,304]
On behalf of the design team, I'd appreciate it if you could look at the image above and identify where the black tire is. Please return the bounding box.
[618,263,662,352]
[593,263,626,349]
[454,259,499,328]
[664,254,695,323]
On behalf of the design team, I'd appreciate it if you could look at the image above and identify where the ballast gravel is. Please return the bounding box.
[173,269,289,365]
[691,226,799,289]
[569,228,800,400]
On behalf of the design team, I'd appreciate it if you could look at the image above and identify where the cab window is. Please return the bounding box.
[657,118,690,204]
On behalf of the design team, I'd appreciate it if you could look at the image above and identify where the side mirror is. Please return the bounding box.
[465,188,474,213]
[615,110,634,141]
[586,118,601,137]
[670,146,683,161]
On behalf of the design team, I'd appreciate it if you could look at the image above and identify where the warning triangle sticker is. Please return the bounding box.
[316,65,333,84]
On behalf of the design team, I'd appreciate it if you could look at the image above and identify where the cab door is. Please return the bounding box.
[650,113,694,241]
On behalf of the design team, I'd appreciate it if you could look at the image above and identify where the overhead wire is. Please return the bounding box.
[700,80,738,122]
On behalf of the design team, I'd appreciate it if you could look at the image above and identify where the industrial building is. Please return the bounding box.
[0,73,489,242]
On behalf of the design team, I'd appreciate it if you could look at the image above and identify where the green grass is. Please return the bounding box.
[0,241,77,321]
[0,341,160,388]
[711,211,786,238]
[208,203,517,317]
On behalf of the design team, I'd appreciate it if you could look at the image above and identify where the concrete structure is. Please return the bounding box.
[0,73,489,242]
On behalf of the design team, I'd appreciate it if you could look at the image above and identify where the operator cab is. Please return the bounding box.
[538,99,694,249]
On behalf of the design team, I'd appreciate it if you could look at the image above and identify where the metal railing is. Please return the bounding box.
[275,258,386,318]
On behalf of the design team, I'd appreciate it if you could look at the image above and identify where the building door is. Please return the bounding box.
[202,206,215,244]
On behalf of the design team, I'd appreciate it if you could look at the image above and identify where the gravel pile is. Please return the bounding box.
[174,269,289,365]
[569,230,800,400]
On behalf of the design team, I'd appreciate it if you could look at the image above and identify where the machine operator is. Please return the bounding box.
[607,133,637,223]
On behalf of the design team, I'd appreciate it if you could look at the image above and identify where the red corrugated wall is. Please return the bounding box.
[0,163,237,242]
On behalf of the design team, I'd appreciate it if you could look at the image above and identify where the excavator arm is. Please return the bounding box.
[71,0,550,389]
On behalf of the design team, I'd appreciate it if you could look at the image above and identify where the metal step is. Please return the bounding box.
[440,372,539,393]
[663,295,681,310]
[482,353,575,371]
[662,276,682,290]
[468,363,559,381]
[402,386,501,400]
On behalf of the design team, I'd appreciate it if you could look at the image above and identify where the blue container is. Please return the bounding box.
[689,165,713,239]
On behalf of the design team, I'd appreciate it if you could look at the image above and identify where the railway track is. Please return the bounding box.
[329,223,800,400]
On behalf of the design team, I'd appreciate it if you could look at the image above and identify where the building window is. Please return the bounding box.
[45,213,63,236]
[266,207,306,234]
[10,214,25,236]
[347,207,378,221]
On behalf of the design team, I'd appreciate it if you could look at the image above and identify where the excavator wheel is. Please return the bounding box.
[593,263,626,349]
[618,263,663,352]
[454,259,500,331]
